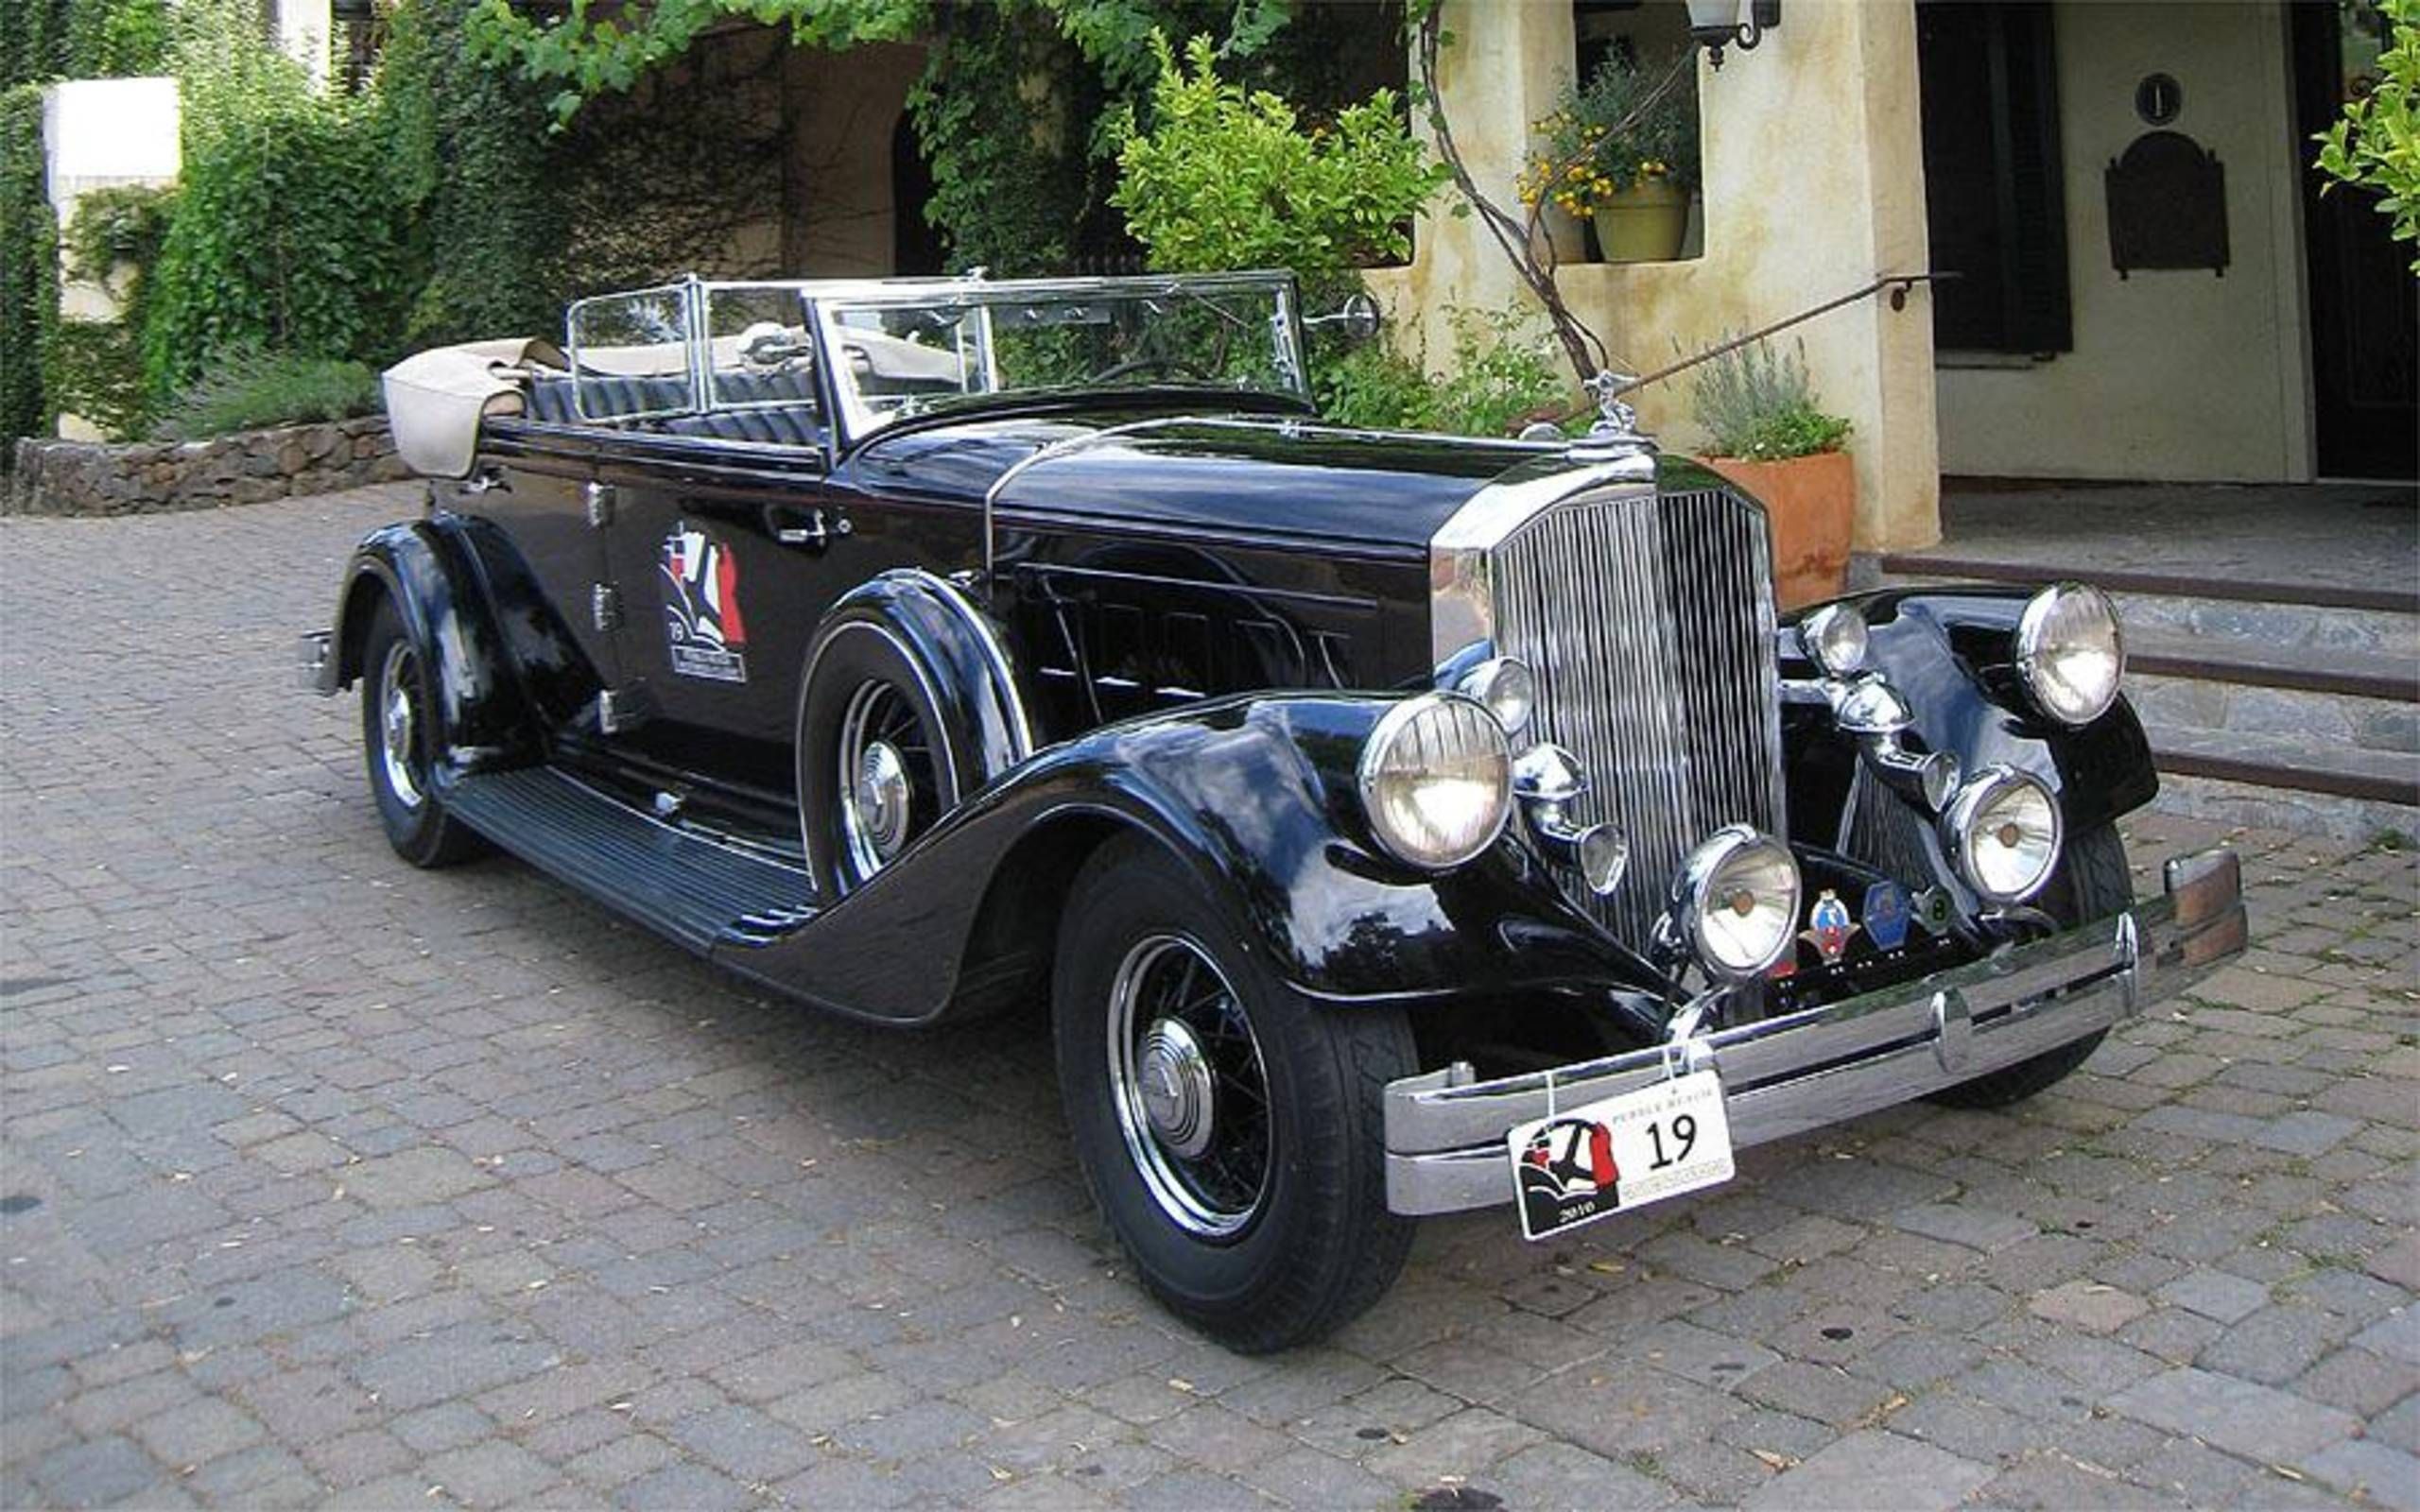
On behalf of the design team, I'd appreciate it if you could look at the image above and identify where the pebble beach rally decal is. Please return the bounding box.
[660,524,749,683]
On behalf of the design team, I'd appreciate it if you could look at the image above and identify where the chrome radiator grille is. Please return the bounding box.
[1488,484,1787,946]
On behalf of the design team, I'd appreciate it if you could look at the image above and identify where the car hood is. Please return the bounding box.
[849,410,1558,554]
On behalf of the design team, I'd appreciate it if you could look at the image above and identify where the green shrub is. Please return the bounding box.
[47,319,148,438]
[152,350,381,439]
[0,83,57,466]
[45,183,172,438]
[65,0,168,77]
[1111,33,1445,285]
[142,0,413,401]
[1318,306,1567,438]
[374,0,563,345]
[1318,340,1439,431]
[1689,336,1851,460]
[2315,0,2420,270]
[1431,307,1564,438]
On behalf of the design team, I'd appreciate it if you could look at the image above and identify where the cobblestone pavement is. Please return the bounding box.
[3,486,2416,1511]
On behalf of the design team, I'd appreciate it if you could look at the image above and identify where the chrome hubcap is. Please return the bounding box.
[1108,935,1270,1239]
[851,741,911,860]
[376,642,424,811]
[1138,1018,1216,1159]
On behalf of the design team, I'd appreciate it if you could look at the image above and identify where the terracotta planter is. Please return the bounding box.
[1590,180,1689,263]
[1530,203,1590,266]
[1699,450,1856,611]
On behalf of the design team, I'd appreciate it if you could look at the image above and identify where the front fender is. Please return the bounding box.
[1782,586,2159,846]
[328,515,541,781]
[717,695,1668,1025]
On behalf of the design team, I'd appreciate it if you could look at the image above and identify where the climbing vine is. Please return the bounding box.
[1,85,57,462]
[464,0,1376,273]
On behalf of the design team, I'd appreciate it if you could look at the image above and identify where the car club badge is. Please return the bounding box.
[660,524,749,683]
[1862,881,1912,952]
[1911,885,1958,936]
[1516,1116,1621,1238]
[1801,889,1859,964]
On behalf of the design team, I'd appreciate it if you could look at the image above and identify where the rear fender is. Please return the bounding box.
[716,694,1670,1026]
[819,569,1034,782]
[328,516,542,781]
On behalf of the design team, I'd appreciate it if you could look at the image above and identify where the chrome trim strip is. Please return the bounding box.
[978,417,1197,581]
[1426,456,1656,664]
[1381,845,2246,1215]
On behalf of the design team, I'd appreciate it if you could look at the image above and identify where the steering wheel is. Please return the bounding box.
[1089,355,1212,385]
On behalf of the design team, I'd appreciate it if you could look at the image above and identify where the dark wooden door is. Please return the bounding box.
[2293,0,2419,481]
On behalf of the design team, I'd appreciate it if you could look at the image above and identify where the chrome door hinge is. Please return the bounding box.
[592,583,623,632]
[584,481,614,527]
[597,688,639,734]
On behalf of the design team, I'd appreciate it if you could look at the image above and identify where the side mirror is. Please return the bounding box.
[1305,292,1383,343]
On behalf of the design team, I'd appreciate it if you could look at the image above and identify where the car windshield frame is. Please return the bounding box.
[805,271,1311,447]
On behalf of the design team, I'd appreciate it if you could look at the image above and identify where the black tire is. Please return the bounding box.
[358,596,486,868]
[795,612,983,899]
[1927,823,2133,1108]
[1052,833,1416,1353]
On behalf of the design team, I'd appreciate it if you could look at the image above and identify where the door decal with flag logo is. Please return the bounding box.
[660,524,749,683]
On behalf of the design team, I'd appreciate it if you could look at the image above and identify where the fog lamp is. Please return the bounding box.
[1943,765,2062,903]
[1671,826,1802,979]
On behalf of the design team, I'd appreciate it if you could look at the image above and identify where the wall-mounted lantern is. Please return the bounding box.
[1685,0,1781,67]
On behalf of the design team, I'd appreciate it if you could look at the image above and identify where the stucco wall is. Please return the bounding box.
[1374,0,1942,551]
[43,77,180,440]
[783,42,926,277]
[1934,1,2313,482]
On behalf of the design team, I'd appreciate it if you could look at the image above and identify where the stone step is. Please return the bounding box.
[1874,564,2420,662]
[2149,726,2420,808]
[2128,630,2418,704]
[2128,623,2416,763]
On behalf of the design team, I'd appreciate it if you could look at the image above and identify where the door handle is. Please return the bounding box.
[766,504,852,551]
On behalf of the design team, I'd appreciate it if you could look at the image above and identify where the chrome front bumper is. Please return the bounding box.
[1384,847,2247,1216]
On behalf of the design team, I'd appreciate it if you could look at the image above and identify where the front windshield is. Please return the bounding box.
[819,276,1307,437]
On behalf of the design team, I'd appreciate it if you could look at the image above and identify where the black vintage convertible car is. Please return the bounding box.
[304,271,2246,1351]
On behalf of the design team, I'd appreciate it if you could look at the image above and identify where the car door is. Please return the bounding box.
[595,284,884,810]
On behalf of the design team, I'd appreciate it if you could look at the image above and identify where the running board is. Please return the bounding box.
[441,768,818,952]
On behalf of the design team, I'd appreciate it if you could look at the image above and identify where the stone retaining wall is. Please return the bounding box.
[5,415,407,516]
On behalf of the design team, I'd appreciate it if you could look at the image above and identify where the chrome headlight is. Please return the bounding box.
[2017,582,2124,726]
[1798,604,1869,679]
[1943,765,2062,903]
[1358,695,1512,869]
[1456,655,1535,736]
[1672,826,1803,980]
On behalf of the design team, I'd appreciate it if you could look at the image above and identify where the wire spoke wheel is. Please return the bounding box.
[375,639,425,812]
[1107,934,1273,1240]
[836,678,941,881]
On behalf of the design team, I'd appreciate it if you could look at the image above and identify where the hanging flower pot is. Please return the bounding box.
[1592,180,1690,264]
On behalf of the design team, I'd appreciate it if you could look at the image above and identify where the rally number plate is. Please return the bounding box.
[1506,1070,1736,1241]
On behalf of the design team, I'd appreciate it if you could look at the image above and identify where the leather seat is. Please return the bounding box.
[661,407,825,447]
[521,369,824,447]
